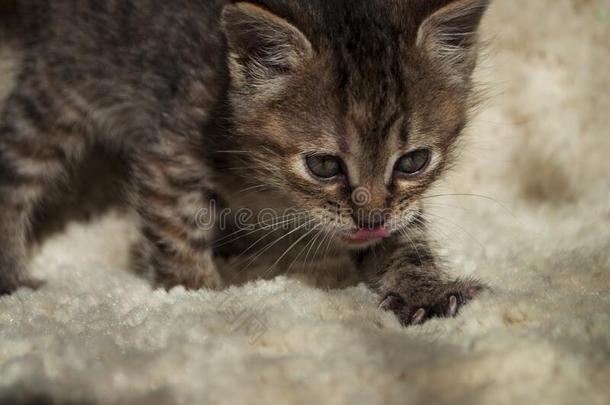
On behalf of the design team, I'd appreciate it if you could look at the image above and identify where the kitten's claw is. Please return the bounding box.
[412,308,426,325]
[379,279,486,327]
[379,293,404,312]
[447,295,458,317]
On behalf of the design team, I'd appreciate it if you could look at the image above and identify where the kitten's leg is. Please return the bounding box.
[364,233,485,326]
[130,137,224,291]
[0,85,89,294]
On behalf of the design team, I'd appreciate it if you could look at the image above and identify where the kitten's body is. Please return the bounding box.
[0,0,489,325]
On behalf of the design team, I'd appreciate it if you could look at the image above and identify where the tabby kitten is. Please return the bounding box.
[0,0,489,326]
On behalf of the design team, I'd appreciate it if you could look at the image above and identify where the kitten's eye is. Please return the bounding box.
[396,149,431,176]
[305,155,343,180]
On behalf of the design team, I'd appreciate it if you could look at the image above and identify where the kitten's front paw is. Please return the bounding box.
[379,279,486,326]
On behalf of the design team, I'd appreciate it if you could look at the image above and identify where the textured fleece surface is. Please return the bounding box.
[0,1,609,404]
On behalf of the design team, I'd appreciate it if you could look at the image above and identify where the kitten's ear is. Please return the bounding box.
[417,0,489,79]
[221,2,313,85]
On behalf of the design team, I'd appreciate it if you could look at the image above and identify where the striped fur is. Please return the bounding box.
[0,0,489,325]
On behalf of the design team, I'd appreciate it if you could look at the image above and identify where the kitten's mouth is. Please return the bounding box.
[339,227,391,246]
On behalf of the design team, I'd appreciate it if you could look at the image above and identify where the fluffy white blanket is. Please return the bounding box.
[1,1,608,403]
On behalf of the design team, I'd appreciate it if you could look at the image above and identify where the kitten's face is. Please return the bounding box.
[222,0,487,248]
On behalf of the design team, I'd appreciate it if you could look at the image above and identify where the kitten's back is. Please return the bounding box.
[16,0,227,103]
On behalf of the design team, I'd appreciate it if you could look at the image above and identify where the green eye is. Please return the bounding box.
[396,149,431,176]
[305,155,343,180]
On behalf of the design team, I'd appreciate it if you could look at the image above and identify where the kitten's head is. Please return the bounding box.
[220,0,489,248]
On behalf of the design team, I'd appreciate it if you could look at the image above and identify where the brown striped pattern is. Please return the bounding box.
[1,0,489,328]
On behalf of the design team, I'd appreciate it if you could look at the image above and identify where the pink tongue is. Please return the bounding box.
[352,228,391,241]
